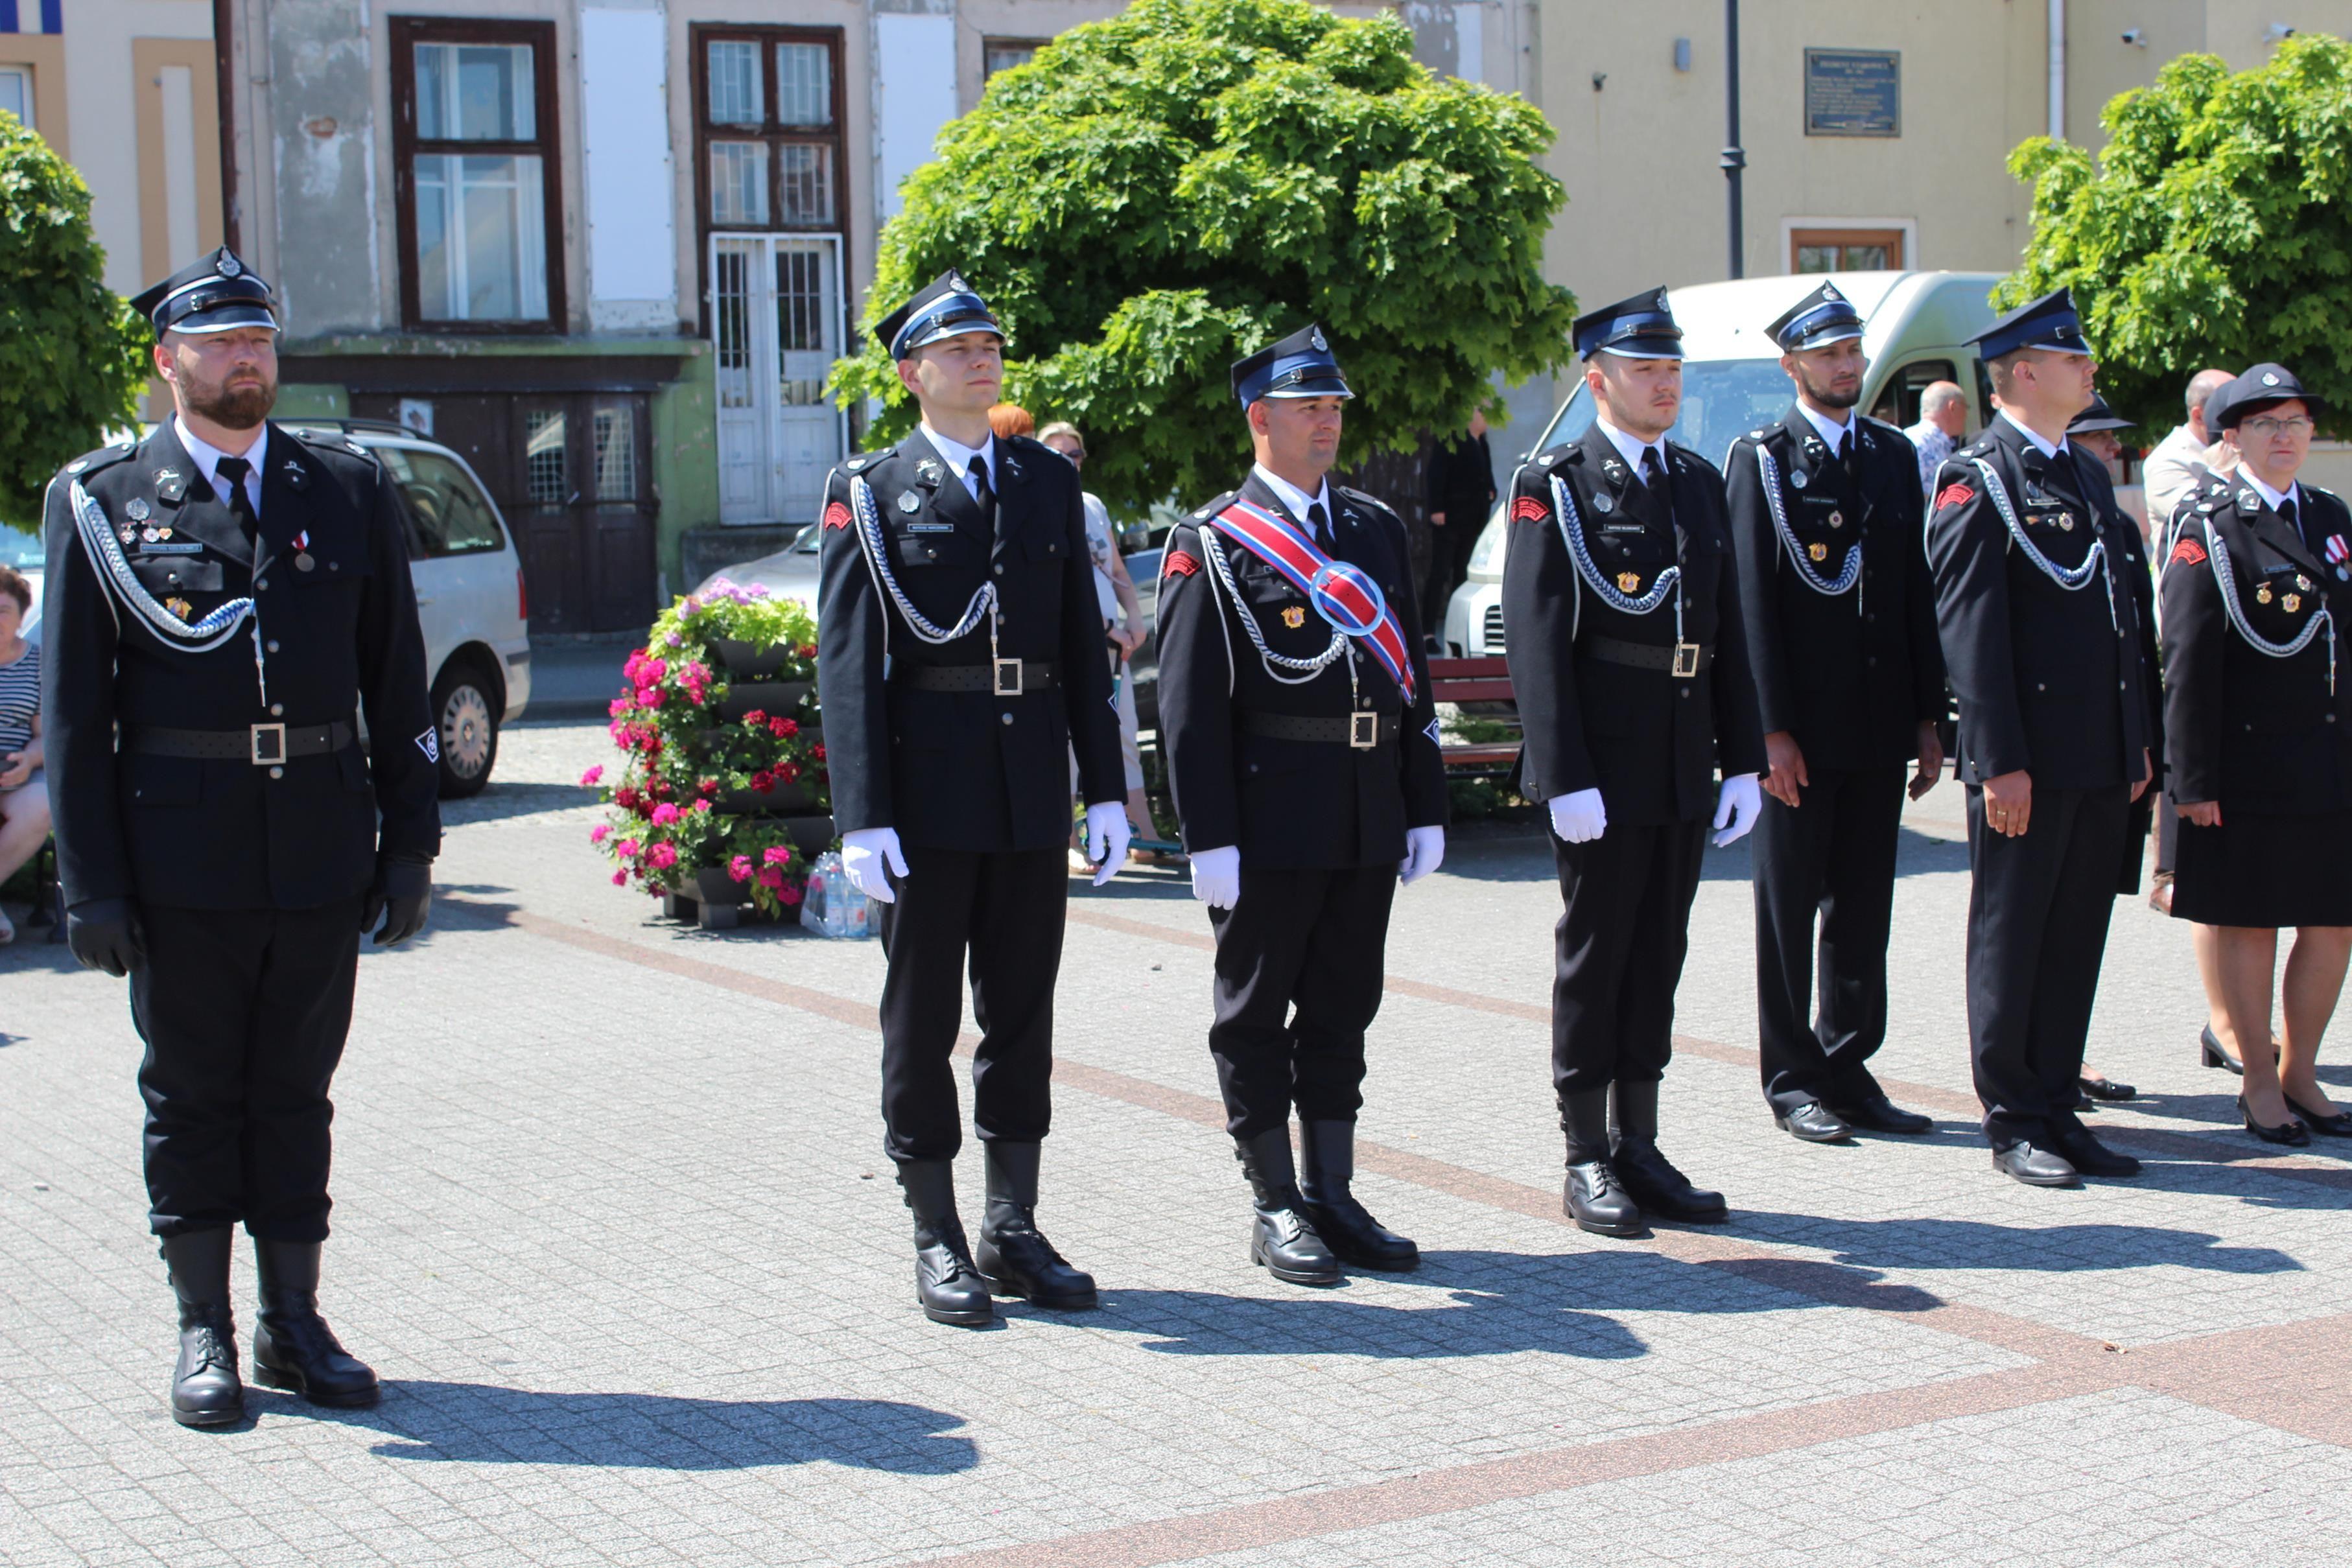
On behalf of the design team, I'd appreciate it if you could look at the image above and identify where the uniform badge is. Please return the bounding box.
[218,253,242,278]
[126,498,150,522]
[2240,490,2261,510]
[1511,496,1550,526]
[823,500,853,531]
[1592,492,1614,513]
[1282,605,1306,628]
[1163,550,1200,578]
[1617,570,1642,593]
[416,727,440,764]
[117,524,138,546]
[142,527,161,543]
[2257,583,2274,605]
[2171,537,2208,567]
[2297,575,2313,591]
[1826,511,1844,530]
[1310,325,1328,351]
[2286,593,2303,613]
[1790,470,1809,489]
[915,458,943,485]
[2058,513,2075,532]
[1807,541,1828,563]
[1933,483,1975,511]
[164,596,193,621]
[296,553,316,572]
[897,490,921,513]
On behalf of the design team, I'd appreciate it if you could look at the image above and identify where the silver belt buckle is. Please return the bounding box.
[250,722,287,765]
[1348,712,1379,749]
[993,657,1024,696]
[1671,643,1702,679]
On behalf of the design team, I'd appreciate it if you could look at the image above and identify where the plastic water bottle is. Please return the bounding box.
[844,873,870,939]
[804,851,837,933]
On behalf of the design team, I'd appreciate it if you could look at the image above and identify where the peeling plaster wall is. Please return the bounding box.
[266,0,382,336]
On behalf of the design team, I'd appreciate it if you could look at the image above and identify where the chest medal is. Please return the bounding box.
[1617,570,1642,594]
[164,596,193,621]
[1281,605,1306,629]
[2285,593,2303,613]
[1592,491,1614,513]
[2257,584,2274,605]
[897,490,922,514]
[1807,542,1828,562]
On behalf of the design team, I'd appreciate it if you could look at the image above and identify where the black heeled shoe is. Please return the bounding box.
[2078,1075,2136,1103]
[2201,1027,2244,1075]
[2284,1092,2352,1138]
[2240,1095,2311,1147]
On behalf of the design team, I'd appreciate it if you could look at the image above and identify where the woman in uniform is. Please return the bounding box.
[2161,364,2352,1144]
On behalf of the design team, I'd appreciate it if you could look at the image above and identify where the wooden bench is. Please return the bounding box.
[1427,656,1522,773]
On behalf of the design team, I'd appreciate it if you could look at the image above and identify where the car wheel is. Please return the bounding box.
[431,661,499,799]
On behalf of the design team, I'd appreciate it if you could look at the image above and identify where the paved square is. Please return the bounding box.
[3,720,2346,1566]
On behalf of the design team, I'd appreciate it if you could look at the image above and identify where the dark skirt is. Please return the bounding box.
[2172,806,2352,927]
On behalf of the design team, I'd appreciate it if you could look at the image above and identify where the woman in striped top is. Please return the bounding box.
[0,562,47,943]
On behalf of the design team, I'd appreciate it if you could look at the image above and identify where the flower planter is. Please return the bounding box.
[718,778,819,813]
[716,679,813,721]
[776,813,836,858]
[708,637,794,679]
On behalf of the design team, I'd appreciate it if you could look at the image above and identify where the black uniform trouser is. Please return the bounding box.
[875,843,1066,1164]
[1753,766,1904,1114]
[1549,820,1706,1099]
[1206,863,1397,1139]
[134,898,364,1242]
[1964,782,2130,1149]
[1422,517,1476,638]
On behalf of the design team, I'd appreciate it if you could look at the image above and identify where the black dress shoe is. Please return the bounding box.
[1236,1129,1341,1286]
[1992,1141,2078,1187]
[2201,1026,2245,1075]
[897,1161,994,1327]
[1610,1081,1728,1223]
[2051,1125,2143,1177]
[1774,1101,1852,1143]
[1298,1121,1418,1270]
[973,1143,1098,1309]
[2077,1075,2136,1103]
[1828,1094,1935,1136]
[1562,1161,1645,1237]
[2241,1096,2313,1147]
[250,1240,380,1407]
[2285,1092,2352,1138]
[161,1230,245,1429]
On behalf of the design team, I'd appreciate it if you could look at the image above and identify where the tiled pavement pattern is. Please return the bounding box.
[3,721,2347,1566]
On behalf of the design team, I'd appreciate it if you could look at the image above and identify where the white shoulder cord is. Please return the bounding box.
[1969,457,2118,634]
[1756,443,1863,617]
[849,473,1005,672]
[72,478,273,705]
[1198,528,1347,686]
[2204,516,2336,694]
[1550,473,1686,649]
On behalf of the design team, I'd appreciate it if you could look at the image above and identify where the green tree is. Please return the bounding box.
[2001,34,2352,435]
[830,0,1575,512]
[0,114,148,533]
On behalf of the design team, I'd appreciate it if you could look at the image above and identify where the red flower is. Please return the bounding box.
[751,769,776,792]
[769,716,798,739]
[742,709,768,727]
[756,866,785,889]
[779,762,801,784]
[699,777,718,795]
[780,882,805,906]
[811,743,827,762]
[762,845,792,866]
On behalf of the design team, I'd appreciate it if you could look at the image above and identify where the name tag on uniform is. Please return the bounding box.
[137,541,204,555]
[1598,521,1646,535]
[904,521,954,533]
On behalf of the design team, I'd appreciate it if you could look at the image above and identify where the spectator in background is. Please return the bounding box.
[1037,419,1164,856]
[2143,367,2236,524]
[0,563,49,944]
[1422,411,1496,649]
[1903,380,1969,498]
[2069,396,2144,539]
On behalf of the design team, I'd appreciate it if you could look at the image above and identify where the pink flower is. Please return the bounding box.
[589,823,611,844]
[729,854,754,883]
[762,845,792,866]
[650,802,681,825]
[647,843,678,871]
[666,631,683,647]
[692,799,712,813]
[635,686,659,708]
[611,870,626,885]
[617,838,641,859]
[780,881,805,906]
[580,765,604,787]
[609,696,632,718]
[756,867,784,889]
[684,662,711,684]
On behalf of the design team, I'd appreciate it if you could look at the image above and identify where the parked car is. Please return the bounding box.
[693,524,819,612]
[1444,270,2005,661]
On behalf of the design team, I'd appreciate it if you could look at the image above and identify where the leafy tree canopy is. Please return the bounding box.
[2001,34,2352,436]
[0,115,148,532]
[830,0,1576,512]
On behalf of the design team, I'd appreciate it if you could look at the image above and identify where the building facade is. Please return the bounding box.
[206,0,2352,634]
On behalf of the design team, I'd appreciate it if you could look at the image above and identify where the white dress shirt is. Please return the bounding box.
[1997,408,2069,462]
[919,423,996,502]
[176,415,268,518]
[2242,468,2302,518]
[1796,399,1856,457]
[1595,416,1669,482]
[1250,463,1334,539]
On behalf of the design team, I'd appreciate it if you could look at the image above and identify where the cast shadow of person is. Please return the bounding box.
[1727,1212,2305,1277]
[269,1383,977,1474]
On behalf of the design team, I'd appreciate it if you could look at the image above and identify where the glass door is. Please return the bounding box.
[708,231,847,524]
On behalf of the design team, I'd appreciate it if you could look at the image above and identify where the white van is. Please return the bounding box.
[1444,270,2005,659]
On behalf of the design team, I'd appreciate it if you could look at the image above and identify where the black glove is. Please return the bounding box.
[66,898,147,977]
[365,858,433,947]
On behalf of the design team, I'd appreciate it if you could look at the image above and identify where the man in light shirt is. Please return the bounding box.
[2143,367,2235,524]
[1904,380,1969,497]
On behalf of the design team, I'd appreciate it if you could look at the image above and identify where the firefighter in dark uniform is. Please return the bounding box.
[1155,323,1447,1285]
[1499,289,1767,1237]
[1924,288,2159,1188]
[1723,281,1946,1147]
[41,248,439,1427]
[2161,364,2352,1144]
[816,270,1129,1328]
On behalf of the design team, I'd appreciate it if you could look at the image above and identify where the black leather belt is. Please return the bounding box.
[123,721,355,766]
[897,660,1060,695]
[1586,636,1711,677]
[1242,710,1398,749]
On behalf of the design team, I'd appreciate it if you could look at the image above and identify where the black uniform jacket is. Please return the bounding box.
[1724,406,1946,769]
[2161,476,2352,814]
[1154,472,1446,870]
[1925,417,2160,791]
[40,421,440,912]
[816,430,1123,852]
[1499,423,1767,826]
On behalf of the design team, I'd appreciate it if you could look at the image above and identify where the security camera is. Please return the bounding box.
[2121,28,2147,45]
[2267,23,2298,42]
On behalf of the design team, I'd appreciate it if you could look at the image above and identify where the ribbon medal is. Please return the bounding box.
[1282,605,1306,629]
[1617,570,1642,593]
[1807,542,1828,563]
[2329,534,2349,579]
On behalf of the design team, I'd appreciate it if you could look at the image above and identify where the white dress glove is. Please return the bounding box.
[1711,773,1763,847]
[1547,788,1607,844]
[1398,825,1446,885]
[1189,845,1241,910]
[840,826,909,904]
[1083,801,1131,887]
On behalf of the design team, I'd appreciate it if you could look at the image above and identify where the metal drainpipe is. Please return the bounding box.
[2049,0,2067,140]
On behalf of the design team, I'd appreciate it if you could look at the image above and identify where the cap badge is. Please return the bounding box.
[946,271,967,291]
[1309,325,1328,352]
[2263,372,2281,387]
[218,254,242,278]
[1281,605,1306,628]
[897,490,921,513]
[1616,570,1642,593]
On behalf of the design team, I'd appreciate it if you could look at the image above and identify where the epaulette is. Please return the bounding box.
[59,439,138,480]
[1333,483,1398,519]
[1188,490,1240,522]
[1857,412,1908,441]
[1665,438,1721,477]
[290,427,380,467]
[841,442,899,476]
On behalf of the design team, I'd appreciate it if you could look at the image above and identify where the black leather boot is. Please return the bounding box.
[1297,1119,1418,1270]
[251,1239,380,1407]
[1236,1128,1341,1285]
[1610,1080,1728,1223]
[973,1141,1098,1309]
[161,1230,244,1428]
[897,1160,993,1326]
[1560,1090,1645,1237]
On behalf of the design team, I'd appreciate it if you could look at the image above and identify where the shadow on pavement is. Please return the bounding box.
[274,1383,978,1473]
[1728,1212,2306,1275]
[440,781,606,829]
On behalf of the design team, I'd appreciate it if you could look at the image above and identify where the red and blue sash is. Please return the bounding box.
[1206,497,1417,705]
